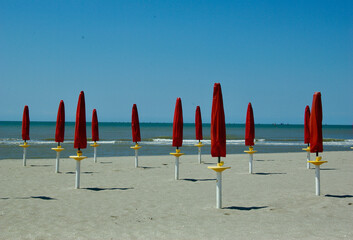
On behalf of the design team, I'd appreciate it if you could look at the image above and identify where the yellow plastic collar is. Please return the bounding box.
[194,142,205,147]
[170,148,184,157]
[130,143,142,150]
[244,146,257,154]
[69,150,87,161]
[208,161,231,172]
[308,156,327,166]
[19,142,30,148]
[90,142,100,147]
[52,145,65,152]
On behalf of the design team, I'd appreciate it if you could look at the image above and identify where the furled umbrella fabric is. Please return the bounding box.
[245,102,255,146]
[74,91,87,149]
[131,104,141,143]
[304,105,310,144]
[92,109,99,142]
[195,106,203,141]
[172,98,183,147]
[310,92,323,153]
[55,100,65,143]
[211,83,226,157]
[22,105,30,141]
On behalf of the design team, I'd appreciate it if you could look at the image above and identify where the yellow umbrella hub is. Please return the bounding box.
[194,142,205,147]
[130,143,142,150]
[308,156,327,166]
[90,142,100,147]
[302,146,310,152]
[170,148,184,157]
[19,142,30,148]
[69,150,87,161]
[208,161,231,172]
[244,146,257,154]
[51,145,65,152]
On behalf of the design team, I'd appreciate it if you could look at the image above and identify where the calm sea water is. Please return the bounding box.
[0,121,352,160]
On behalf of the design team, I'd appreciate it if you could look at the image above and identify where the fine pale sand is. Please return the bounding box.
[0,150,352,240]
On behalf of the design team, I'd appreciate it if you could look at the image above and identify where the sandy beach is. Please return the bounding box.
[0,150,352,239]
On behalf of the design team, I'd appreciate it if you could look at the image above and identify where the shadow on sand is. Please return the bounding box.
[65,171,97,174]
[30,165,53,167]
[84,187,134,192]
[182,178,216,182]
[224,206,268,211]
[325,194,353,198]
[14,196,57,200]
[255,172,286,176]
[139,166,160,169]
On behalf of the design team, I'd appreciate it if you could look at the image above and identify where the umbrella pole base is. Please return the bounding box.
[135,149,139,168]
[23,148,27,167]
[75,161,80,189]
[55,152,60,173]
[175,157,179,180]
[216,172,222,209]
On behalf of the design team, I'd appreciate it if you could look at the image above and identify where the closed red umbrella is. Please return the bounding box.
[310,92,323,153]
[195,106,203,141]
[22,105,30,141]
[208,83,230,209]
[304,105,310,144]
[74,91,87,150]
[55,100,65,143]
[211,83,226,160]
[131,104,141,143]
[92,109,99,142]
[245,103,255,146]
[172,98,183,148]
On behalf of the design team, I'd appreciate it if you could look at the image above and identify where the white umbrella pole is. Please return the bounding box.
[93,147,97,163]
[55,151,60,173]
[249,153,253,174]
[307,152,311,169]
[175,156,179,180]
[75,161,81,189]
[315,165,320,196]
[216,172,222,209]
[198,147,201,164]
[23,148,27,166]
[135,149,139,168]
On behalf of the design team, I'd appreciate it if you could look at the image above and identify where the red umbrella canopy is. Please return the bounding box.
[211,83,226,157]
[131,104,141,143]
[304,105,310,144]
[74,91,87,149]
[22,105,30,141]
[195,106,203,140]
[55,100,65,143]
[245,102,255,146]
[92,109,99,142]
[172,98,183,147]
[310,92,323,153]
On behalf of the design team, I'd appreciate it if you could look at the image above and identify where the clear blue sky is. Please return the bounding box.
[0,0,352,124]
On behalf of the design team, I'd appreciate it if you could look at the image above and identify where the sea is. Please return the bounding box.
[0,121,352,160]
